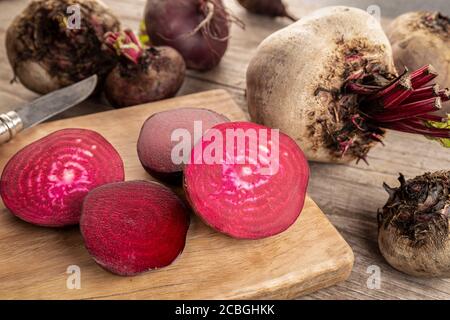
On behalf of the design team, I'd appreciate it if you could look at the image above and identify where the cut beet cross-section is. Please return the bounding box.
[184,122,309,239]
[0,128,125,227]
[80,180,190,276]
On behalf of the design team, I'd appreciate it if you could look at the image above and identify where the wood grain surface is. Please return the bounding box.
[0,0,449,300]
[0,90,353,299]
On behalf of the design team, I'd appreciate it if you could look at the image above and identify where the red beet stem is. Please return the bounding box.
[402,84,440,104]
[104,29,143,64]
[370,97,441,122]
[417,114,446,122]
[410,65,438,89]
[346,82,378,95]
[367,72,412,108]
[340,65,449,156]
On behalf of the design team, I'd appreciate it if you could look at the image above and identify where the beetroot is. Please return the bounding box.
[236,0,297,21]
[0,129,124,227]
[6,0,120,94]
[144,0,234,71]
[103,30,186,108]
[184,122,309,239]
[137,108,229,182]
[80,181,190,276]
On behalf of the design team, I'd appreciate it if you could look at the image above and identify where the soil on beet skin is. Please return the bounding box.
[378,171,450,248]
[313,37,393,160]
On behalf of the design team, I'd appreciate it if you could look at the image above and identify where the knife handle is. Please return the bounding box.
[0,111,23,144]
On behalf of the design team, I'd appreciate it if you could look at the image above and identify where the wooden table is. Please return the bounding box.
[0,0,449,300]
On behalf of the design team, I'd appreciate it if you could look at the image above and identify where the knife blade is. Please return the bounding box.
[0,75,97,144]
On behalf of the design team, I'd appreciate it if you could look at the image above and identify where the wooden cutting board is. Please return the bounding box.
[0,90,353,299]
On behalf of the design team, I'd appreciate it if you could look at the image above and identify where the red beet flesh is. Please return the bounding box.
[144,0,230,71]
[80,181,190,276]
[137,108,229,182]
[184,122,309,239]
[0,129,124,227]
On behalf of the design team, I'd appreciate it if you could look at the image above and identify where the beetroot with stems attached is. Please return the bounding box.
[80,181,190,276]
[0,129,124,227]
[103,29,186,108]
[144,0,240,71]
[137,108,229,183]
[247,7,450,164]
[236,0,297,22]
[184,122,309,239]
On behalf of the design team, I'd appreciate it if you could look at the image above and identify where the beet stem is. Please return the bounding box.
[402,84,440,104]
[104,29,143,64]
[338,65,450,157]
[370,97,442,122]
[410,65,438,89]
[417,114,446,122]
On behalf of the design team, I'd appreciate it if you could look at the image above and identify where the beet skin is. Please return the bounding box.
[144,0,231,71]
[184,122,310,239]
[0,129,124,227]
[137,108,229,183]
[80,181,190,276]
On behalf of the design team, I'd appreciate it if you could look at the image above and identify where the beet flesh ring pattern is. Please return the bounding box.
[80,181,190,276]
[184,122,310,239]
[0,129,124,227]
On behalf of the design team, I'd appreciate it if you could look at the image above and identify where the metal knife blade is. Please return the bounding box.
[16,75,98,129]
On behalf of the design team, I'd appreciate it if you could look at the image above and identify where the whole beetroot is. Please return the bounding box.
[378,171,450,277]
[144,0,232,71]
[103,30,186,108]
[6,0,120,94]
[247,7,450,164]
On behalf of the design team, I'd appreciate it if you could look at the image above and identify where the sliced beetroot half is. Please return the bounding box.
[137,108,229,183]
[80,180,190,276]
[184,122,309,239]
[0,129,124,227]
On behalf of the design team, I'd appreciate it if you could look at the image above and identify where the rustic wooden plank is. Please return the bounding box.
[0,0,449,300]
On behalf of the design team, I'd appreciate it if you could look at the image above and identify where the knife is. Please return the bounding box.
[0,75,98,144]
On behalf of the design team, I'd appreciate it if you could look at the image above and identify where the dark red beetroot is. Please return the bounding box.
[137,108,229,183]
[0,129,124,227]
[103,29,186,108]
[184,122,309,239]
[237,0,297,21]
[144,0,234,71]
[80,181,190,276]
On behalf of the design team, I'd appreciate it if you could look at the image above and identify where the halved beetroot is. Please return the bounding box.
[184,122,309,239]
[0,129,124,227]
[137,108,229,183]
[80,180,190,276]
